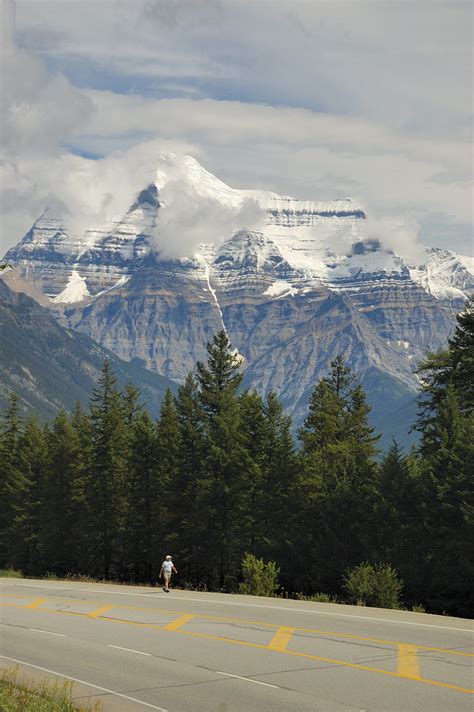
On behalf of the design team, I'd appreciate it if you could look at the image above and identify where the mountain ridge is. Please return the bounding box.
[0,278,177,420]
[3,153,472,446]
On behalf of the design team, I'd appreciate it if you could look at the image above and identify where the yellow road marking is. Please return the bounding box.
[7,603,473,695]
[398,644,421,679]
[267,626,294,652]
[2,593,473,659]
[25,598,46,609]
[175,628,473,695]
[163,614,194,631]
[1,597,472,658]
[87,604,114,619]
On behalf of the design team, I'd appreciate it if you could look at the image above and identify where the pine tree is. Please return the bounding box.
[9,416,47,575]
[41,410,81,576]
[447,296,474,411]
[196,331,252,590]
[414,298,474,614]
[155,389,182,559]
[87,360,128,579]
[258,393,297,575]
[121,409,159,582]
[298,357,381,594]
[172,373,206,584]
[420,386,474,614]
[0,393,23,567]
[69,401,94,575]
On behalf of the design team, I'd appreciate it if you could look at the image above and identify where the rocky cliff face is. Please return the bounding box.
[4,153,472,444]
[0,278,176,420]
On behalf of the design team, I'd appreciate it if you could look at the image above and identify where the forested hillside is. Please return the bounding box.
[0,300,472,617]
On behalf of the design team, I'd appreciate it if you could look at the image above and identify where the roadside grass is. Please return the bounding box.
[0,667,103,711]
[0,569,23,578]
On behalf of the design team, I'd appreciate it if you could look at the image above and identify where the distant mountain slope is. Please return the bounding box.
[3,152,471,448]
[0,279,177,420]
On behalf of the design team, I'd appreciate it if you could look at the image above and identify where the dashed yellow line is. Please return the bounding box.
[398,644,421,679]
[163,614,194,631]
[267,626,294,652]
[87,604,114,619]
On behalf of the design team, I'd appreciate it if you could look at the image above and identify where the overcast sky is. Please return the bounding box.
[1,0,472,259]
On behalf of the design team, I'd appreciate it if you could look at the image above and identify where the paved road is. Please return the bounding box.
[0,578,473,711]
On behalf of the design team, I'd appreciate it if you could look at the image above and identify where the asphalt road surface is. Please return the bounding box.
[0,578,473,711]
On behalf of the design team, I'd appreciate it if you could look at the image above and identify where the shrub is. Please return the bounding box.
[343,562,403,609]
[0,569,23,578]
[295,592,339,604]
[239,554,280,597]
[343,562,375,606]
[411,604,426,613]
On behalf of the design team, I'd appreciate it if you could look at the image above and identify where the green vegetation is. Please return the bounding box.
[343,563,403,609]
[239,553,280,597]
[0,667,102,711]
[295,592,339,604]
[0,299,472,616]
[0,568,23,578]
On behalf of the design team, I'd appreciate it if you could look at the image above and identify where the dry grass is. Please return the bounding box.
[0,667,103,712]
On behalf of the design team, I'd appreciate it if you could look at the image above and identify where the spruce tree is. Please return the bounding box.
[0,393,23,567]
[172,373,206,584]
[258,393,297,575]
[196,331,252,590]
[87,360,128,579]
[121,409,159,582]
[10,416,47,575]
[155,389,182,559]
[298,357,381,594]
[41,410,81,576]
[69,401,94,574]
[414,298,474,614]
[447,296,474,411]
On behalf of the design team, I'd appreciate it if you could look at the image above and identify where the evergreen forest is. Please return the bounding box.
[1,299,472,617]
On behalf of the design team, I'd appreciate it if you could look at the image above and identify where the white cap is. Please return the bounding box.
[165,555,172,560]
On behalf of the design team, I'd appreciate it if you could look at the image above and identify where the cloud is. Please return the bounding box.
[76,92,471,253]
[14,0,472,137]
[363,215,427,267]
[154,178,263,259]
[2,0,472,261]
[1,0,93,158]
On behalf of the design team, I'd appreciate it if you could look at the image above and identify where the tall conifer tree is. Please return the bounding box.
[88,359,128,579]
[196,331,252,590]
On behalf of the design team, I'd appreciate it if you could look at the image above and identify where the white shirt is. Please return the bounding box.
[162,560,173,573]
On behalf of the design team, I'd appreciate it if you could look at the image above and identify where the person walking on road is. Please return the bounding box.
[160,555,177,592]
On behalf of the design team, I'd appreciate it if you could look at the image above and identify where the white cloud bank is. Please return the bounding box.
[1,0,472,262]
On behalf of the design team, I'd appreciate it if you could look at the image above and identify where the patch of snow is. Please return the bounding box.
[263,280,297,298]
[51,270,90,303]
[196,253,225,328]
[94,275,130,299]
[410,248,474,300]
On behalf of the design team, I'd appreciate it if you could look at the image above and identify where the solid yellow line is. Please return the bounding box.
[267,626,294,651]
[87,604,114,619]
[25,598,46,609]
[40,607,474,695]
[398,644,421,679]
[0,597,472,659]
[175,628,473,694]
[163,614,194,631]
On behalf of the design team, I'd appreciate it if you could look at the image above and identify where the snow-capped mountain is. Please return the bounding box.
[6,153,471,305]
[4,153,472,445]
